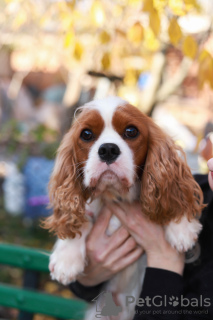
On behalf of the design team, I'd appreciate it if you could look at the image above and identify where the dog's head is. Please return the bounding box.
[43,96,203,238]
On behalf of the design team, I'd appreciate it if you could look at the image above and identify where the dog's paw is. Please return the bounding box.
[49,252,85,285]
[165,216,202,252]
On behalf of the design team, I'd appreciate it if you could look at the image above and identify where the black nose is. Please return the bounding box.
[98,143,120,164]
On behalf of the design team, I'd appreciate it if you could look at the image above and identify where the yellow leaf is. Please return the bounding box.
[182,35,197,59]
[144,28,160,51]
[66,0,76,10]
[73,42,84,61]
[168,18,182,45]
[60,289,74,298]
[99,31,111,44]
[44,282,58,294]
[143,0,154,13]
[198,50,213,89]
[101,52,111,70]
[168,0,185,16]
[127,22,144,44]
[149,9,160,37]
[184,0,201,11]
[153,0,167,12]
[124,69,138,86]
[91,1,105,26]
[64,31,75,48]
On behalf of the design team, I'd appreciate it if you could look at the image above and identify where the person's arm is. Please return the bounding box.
[69,280,105,302]
[133,261,213,320]
[108,202,213,320]
[134,267,184,320]
[134,161,213,320]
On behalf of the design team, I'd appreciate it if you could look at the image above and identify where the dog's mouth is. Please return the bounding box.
[99,170,119,183]
[90,170,119,188]
[90,170,130,199]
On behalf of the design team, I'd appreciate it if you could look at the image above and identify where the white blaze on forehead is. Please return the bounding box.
[83,97,135,189]
[84,96,127,127]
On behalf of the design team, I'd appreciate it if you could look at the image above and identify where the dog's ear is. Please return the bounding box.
[141,118,204,225]
[42,127,87,239]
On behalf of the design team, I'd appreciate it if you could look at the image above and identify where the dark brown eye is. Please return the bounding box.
[124,126,138,139]
[80,129,94,141]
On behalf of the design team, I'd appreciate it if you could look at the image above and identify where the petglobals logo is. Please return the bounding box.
[126,295,211,308]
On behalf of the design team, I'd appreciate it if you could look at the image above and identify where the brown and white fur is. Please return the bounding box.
[43,96,203,320]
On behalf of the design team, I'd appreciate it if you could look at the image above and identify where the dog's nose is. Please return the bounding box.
[98,143,120,164]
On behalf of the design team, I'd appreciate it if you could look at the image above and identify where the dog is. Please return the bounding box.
[43,96,203,320]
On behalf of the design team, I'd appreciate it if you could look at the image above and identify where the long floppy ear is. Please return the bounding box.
[141,118,204,225]
[42,128,87,239]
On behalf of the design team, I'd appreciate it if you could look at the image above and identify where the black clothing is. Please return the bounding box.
[70,174,213,319]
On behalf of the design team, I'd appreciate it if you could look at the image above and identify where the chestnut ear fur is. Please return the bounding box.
[42,127,87,239]
[141,117,205,225]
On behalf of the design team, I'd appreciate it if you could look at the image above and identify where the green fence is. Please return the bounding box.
[0,243,87,320]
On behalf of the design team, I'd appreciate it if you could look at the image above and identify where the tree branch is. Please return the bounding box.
[155,57,192,103]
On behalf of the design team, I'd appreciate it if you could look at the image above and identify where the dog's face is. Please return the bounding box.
[43,97,203,239]
[74,97,148,198]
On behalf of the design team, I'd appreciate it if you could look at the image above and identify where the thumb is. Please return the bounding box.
[107,202,129,226]
[93,206,112,234]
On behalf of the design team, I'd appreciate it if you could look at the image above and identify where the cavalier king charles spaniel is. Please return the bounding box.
[44,96,203,320]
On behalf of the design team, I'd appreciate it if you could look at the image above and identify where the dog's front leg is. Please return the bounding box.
[49,221,93,285]
[165,216,202,252]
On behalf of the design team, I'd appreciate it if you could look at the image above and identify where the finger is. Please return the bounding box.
[95,227,130,262]
[101,226,130,255]
[90,206,112,236]
[107,203,128,226]
[113,247,144,273]
[106,237,138,266]
[118,201,143,222]
[110,226,130,246]
[207,158,213,171]
[108,202,146,235]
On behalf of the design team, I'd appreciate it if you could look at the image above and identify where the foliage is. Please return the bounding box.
[0,120,60,167]
[1,0,213,89]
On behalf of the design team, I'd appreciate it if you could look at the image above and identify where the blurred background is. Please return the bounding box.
[0,0,213,319]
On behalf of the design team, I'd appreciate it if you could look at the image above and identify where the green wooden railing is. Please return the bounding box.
[0,243,87,320]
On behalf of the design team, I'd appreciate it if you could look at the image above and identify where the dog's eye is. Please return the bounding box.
[124,126,138,139]
[80,129,94,141]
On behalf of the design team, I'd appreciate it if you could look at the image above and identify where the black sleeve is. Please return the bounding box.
[69,281,105,302]
[133,266,213,320]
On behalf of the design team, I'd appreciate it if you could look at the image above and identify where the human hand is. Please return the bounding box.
[77,207,143,286]
[108,202,185,276]
[207,158,213,190]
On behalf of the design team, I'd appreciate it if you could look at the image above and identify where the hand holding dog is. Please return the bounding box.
[108,202,185,276]
[77,206,143,286]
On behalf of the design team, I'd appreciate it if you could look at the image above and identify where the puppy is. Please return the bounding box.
[44,97,203,320]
